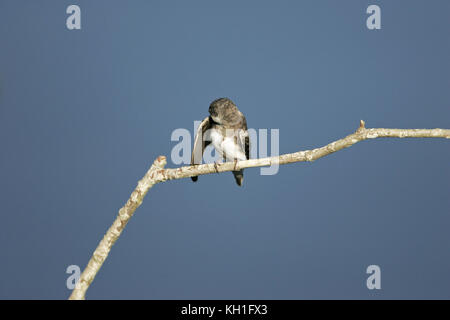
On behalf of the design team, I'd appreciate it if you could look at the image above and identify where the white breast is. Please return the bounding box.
[210,128,247,162]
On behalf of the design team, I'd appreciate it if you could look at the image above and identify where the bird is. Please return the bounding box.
[191,98,250,186]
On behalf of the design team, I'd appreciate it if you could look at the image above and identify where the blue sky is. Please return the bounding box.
[0,0,449,299]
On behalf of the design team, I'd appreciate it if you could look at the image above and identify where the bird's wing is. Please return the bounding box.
[244,132,250,160]
[191,116,212,182]
[237,131,250,161]
[238,118,250,160]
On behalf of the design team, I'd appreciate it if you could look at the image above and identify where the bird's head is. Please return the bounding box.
[209,97,239,124]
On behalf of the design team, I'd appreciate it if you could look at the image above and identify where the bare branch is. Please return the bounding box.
[69,122,450,299]
[69,156,167,300]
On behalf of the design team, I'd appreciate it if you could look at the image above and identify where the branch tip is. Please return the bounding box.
[359,120,365,129]
[155,155,167,167]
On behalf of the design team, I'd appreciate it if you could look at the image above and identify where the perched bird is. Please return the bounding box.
[191,98,250,186]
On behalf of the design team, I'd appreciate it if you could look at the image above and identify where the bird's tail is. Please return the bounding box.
[232,170,244,186]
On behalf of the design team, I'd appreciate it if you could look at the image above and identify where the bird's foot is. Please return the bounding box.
[233,159,239,171]
[214,161,220,173]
